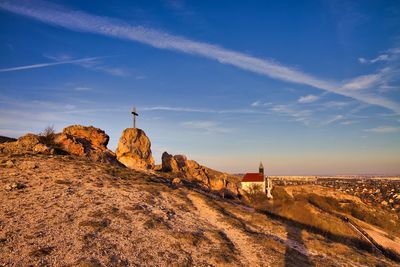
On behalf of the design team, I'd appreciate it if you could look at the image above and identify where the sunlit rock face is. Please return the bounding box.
[161,151,240,196]
[116,128,154,170]
[63,125,110,148]
[55,125,118,164]
[0,133,54,155]
[0,125,119,165]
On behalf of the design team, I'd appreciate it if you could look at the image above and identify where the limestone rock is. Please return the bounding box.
[0,134,52,155]
[54,133,85,156]
[0,125,119,165]
[116,128,154,170]
[173,155,187,168]
[54,126,118,165]
[162,152,180,172]
[63,125,109,148]
[5,182,26,191]
[172,178,182,187]
[17,134,41,148]
[161,151,240,196]
[33,143,54,154]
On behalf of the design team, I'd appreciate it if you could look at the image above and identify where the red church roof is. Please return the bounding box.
[242,173,264,182]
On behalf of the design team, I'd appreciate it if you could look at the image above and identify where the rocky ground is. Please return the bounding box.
[0,154,398,266]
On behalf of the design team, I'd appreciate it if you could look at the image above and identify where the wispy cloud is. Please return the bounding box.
[0,56,101,72]
[140,106,214,113]
[251,100,272,107]
[341,120,354,125]
[182,120,231,133]
[140,105,272,116]
[358,47,400,64]
[365,126,400,134]
[298,94,319,104]
[341,73,381,91]
[359,54,389,64]
[45,54,130,77]
[320,115,344,126]
[324,101,352,108]
[269,104,313,125]
[1,0,399,112]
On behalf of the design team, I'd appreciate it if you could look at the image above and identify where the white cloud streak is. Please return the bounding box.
[182,120,231,133]
[298,94,319,103]
[320,115,343,126]
[0,56,102,72]
[1,0,400,112]
[341,73,381,90]
[251,101,261,107]
[44,54,130,77]
[365,126,400,134]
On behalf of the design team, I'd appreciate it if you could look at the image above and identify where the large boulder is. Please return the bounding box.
[54,125,118,164]
[116,128,154,170]
[161,151,240,196]
[162,152,180,172]
[63,125,109,148]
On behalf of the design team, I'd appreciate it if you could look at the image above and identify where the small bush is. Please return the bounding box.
[39,125,56,145]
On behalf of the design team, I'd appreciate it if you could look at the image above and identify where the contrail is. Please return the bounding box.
[0,57,101,72]
[1,0,399,112]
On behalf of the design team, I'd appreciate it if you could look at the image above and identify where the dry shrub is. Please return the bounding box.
[39,125,56,145]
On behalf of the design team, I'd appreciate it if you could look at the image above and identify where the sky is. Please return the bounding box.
[0,0,400,175]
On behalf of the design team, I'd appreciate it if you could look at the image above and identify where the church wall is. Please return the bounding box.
[241,181,266,193]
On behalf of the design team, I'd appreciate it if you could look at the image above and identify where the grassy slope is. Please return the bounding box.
[0,154,397,266]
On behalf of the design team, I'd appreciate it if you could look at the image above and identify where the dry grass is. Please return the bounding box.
[0,154,398,266]
[246,186,367,250]
[298,192,400,237]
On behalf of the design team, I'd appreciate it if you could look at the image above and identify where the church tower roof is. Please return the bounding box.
[259,161,264,175]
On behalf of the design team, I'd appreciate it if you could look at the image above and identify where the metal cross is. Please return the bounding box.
[131,106,139,128]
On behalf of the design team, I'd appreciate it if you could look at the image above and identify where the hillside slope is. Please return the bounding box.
[0,154,397,266]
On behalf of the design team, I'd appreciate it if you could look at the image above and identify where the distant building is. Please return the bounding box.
[241,162,273,198]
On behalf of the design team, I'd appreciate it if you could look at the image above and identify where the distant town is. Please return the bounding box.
[272,175,400,214]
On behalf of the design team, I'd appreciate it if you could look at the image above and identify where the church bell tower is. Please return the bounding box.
[259,161,264,176]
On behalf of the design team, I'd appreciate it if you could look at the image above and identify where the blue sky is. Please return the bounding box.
[1,0,400,175]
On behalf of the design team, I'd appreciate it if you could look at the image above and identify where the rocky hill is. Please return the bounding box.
[0,125,398,266]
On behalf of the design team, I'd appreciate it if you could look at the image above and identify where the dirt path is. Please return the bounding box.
[188,193,267,266]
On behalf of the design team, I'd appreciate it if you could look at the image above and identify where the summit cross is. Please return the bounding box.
[131,106,139,128]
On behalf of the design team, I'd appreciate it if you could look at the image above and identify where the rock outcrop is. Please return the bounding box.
[54,125,118,164]
[63,125,109,148]
[0,133,54,155]
[0,125,119,165]
[161,151,240,196]
[161,152,180,172]
[116,128,154,170]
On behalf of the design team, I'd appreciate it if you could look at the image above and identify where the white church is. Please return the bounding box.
[241,162,273,198]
